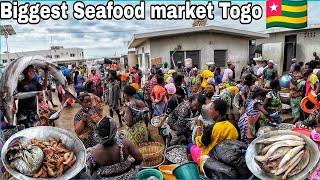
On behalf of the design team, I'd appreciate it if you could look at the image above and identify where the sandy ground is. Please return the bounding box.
[53,95,164,144]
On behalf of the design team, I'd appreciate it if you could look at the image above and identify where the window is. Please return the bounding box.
[170,51,184,68]
[10,59,15,61]
[54,55,60,58]
[70,53,75,57]
[142,47,144,53]
[169,50,201,68]
[186,51,200,68]
[214,50,227,67]
[81,52,84,57]
[3,60,7,63]
[145,53,150,68]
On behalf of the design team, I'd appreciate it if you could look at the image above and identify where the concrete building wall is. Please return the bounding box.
[256,29,320,65]
[135,41,151,70]
[128,51,138,67]
[147,32,250,79]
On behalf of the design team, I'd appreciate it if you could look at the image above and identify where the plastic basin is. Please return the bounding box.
[137,168,164,180]
[173,162,200,179]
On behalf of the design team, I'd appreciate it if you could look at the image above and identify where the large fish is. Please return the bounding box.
[273,150,304,176]
[286,149,310,178]
[257,135,304,144]
[268,147,292,161]
[0,56,69,125]
[255,140,305,162]
[278,145,304,169]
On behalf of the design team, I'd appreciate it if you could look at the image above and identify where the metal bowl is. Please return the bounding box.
[165,145,188,164]
[1,126,86,180]
[246,130,320,180]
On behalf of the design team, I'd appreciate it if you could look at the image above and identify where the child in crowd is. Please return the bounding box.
[263,80,283,124]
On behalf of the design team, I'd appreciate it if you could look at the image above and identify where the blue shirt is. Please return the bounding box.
[214,75,222,86]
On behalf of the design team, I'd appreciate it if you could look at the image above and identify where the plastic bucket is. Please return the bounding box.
[137,169,164,180]
[173,162,200,179]
[159,164,177,180]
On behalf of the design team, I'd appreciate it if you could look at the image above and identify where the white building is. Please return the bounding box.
[128,25,268,78]
[256,25,320,74]
[1,46,85,66]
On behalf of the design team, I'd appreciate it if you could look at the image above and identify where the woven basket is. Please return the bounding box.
[138,142,164,167]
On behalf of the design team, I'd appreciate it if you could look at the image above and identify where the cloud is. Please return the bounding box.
[1,1,319,58]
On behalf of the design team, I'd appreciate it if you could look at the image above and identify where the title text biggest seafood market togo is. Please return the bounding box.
[0,1,263,24]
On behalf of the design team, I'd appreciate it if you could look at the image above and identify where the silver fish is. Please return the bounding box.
[274,150,304,176]
[0,56,69,125]
[257,135,304,144]
[255,140,305,162]
[278,145,304,169]
[268,147,292,161]
[13,91,49,99]
[287,149,310,178]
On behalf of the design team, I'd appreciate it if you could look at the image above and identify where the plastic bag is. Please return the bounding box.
[203,157,238,179]
[210,140,251,178]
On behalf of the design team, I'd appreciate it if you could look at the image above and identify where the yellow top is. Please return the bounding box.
[201,70,214,88]
[226,86,239,96]
[195,120,238,170]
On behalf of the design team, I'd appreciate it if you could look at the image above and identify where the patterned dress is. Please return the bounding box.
[74,108,99,148]
[238,98,268,144]
[86,135,139,179]
[290,80,305,119]
[266,91,282,123]
[124,102,149,145]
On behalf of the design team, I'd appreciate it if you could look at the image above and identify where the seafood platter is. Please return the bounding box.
[1,126,86,180]
[246,130,320,180]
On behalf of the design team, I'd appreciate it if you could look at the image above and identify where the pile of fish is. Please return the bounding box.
[7,138,76,178]
[165,146,188,164]
[254,135,310,179]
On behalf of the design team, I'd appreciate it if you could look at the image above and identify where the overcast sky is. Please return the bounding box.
[1,1,319,58]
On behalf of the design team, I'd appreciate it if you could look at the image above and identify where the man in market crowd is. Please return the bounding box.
[16,65,48,128]
[314,52,320,61]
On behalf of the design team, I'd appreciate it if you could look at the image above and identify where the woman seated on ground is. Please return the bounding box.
[74,92,102,148]
[86,116,143,179]
[192,99,239,169]
[123,85,149,145]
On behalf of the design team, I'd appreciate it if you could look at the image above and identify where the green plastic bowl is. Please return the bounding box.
[136,168,164,180]
[173,162,200,179]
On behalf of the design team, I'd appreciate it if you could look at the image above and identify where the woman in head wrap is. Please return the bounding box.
[123,85,149,145]
[74,92,102,148]
[262,60,278,88]
[86,116,143,179]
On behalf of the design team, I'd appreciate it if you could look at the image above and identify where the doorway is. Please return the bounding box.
[283,35,297,72]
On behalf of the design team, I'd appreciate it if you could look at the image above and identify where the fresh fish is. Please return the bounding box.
[260,144,273,155]
[274,150,304,176]
[278,145,304,169]
[13,91,49,99]
[260,158,282,173]
[0,56,69,125]
[268,147,292,161]
[255,140,305,162]
[287,149,310,178]
[257,135,304,144]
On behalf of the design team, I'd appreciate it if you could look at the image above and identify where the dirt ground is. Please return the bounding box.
[54,96,164,144]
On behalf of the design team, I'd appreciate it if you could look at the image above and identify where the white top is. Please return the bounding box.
[222,68,233,82]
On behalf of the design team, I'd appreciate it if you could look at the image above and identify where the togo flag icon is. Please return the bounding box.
[266,0,307,29]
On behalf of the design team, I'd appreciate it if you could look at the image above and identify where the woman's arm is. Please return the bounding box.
[126,140,143,166]
[74,113,89,135]
[256,103,271,119]
[263,97,270,110]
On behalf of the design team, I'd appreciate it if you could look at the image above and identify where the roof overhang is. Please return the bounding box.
[128,25,269,48]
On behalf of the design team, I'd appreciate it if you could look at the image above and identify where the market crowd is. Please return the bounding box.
[2,53,320,179]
